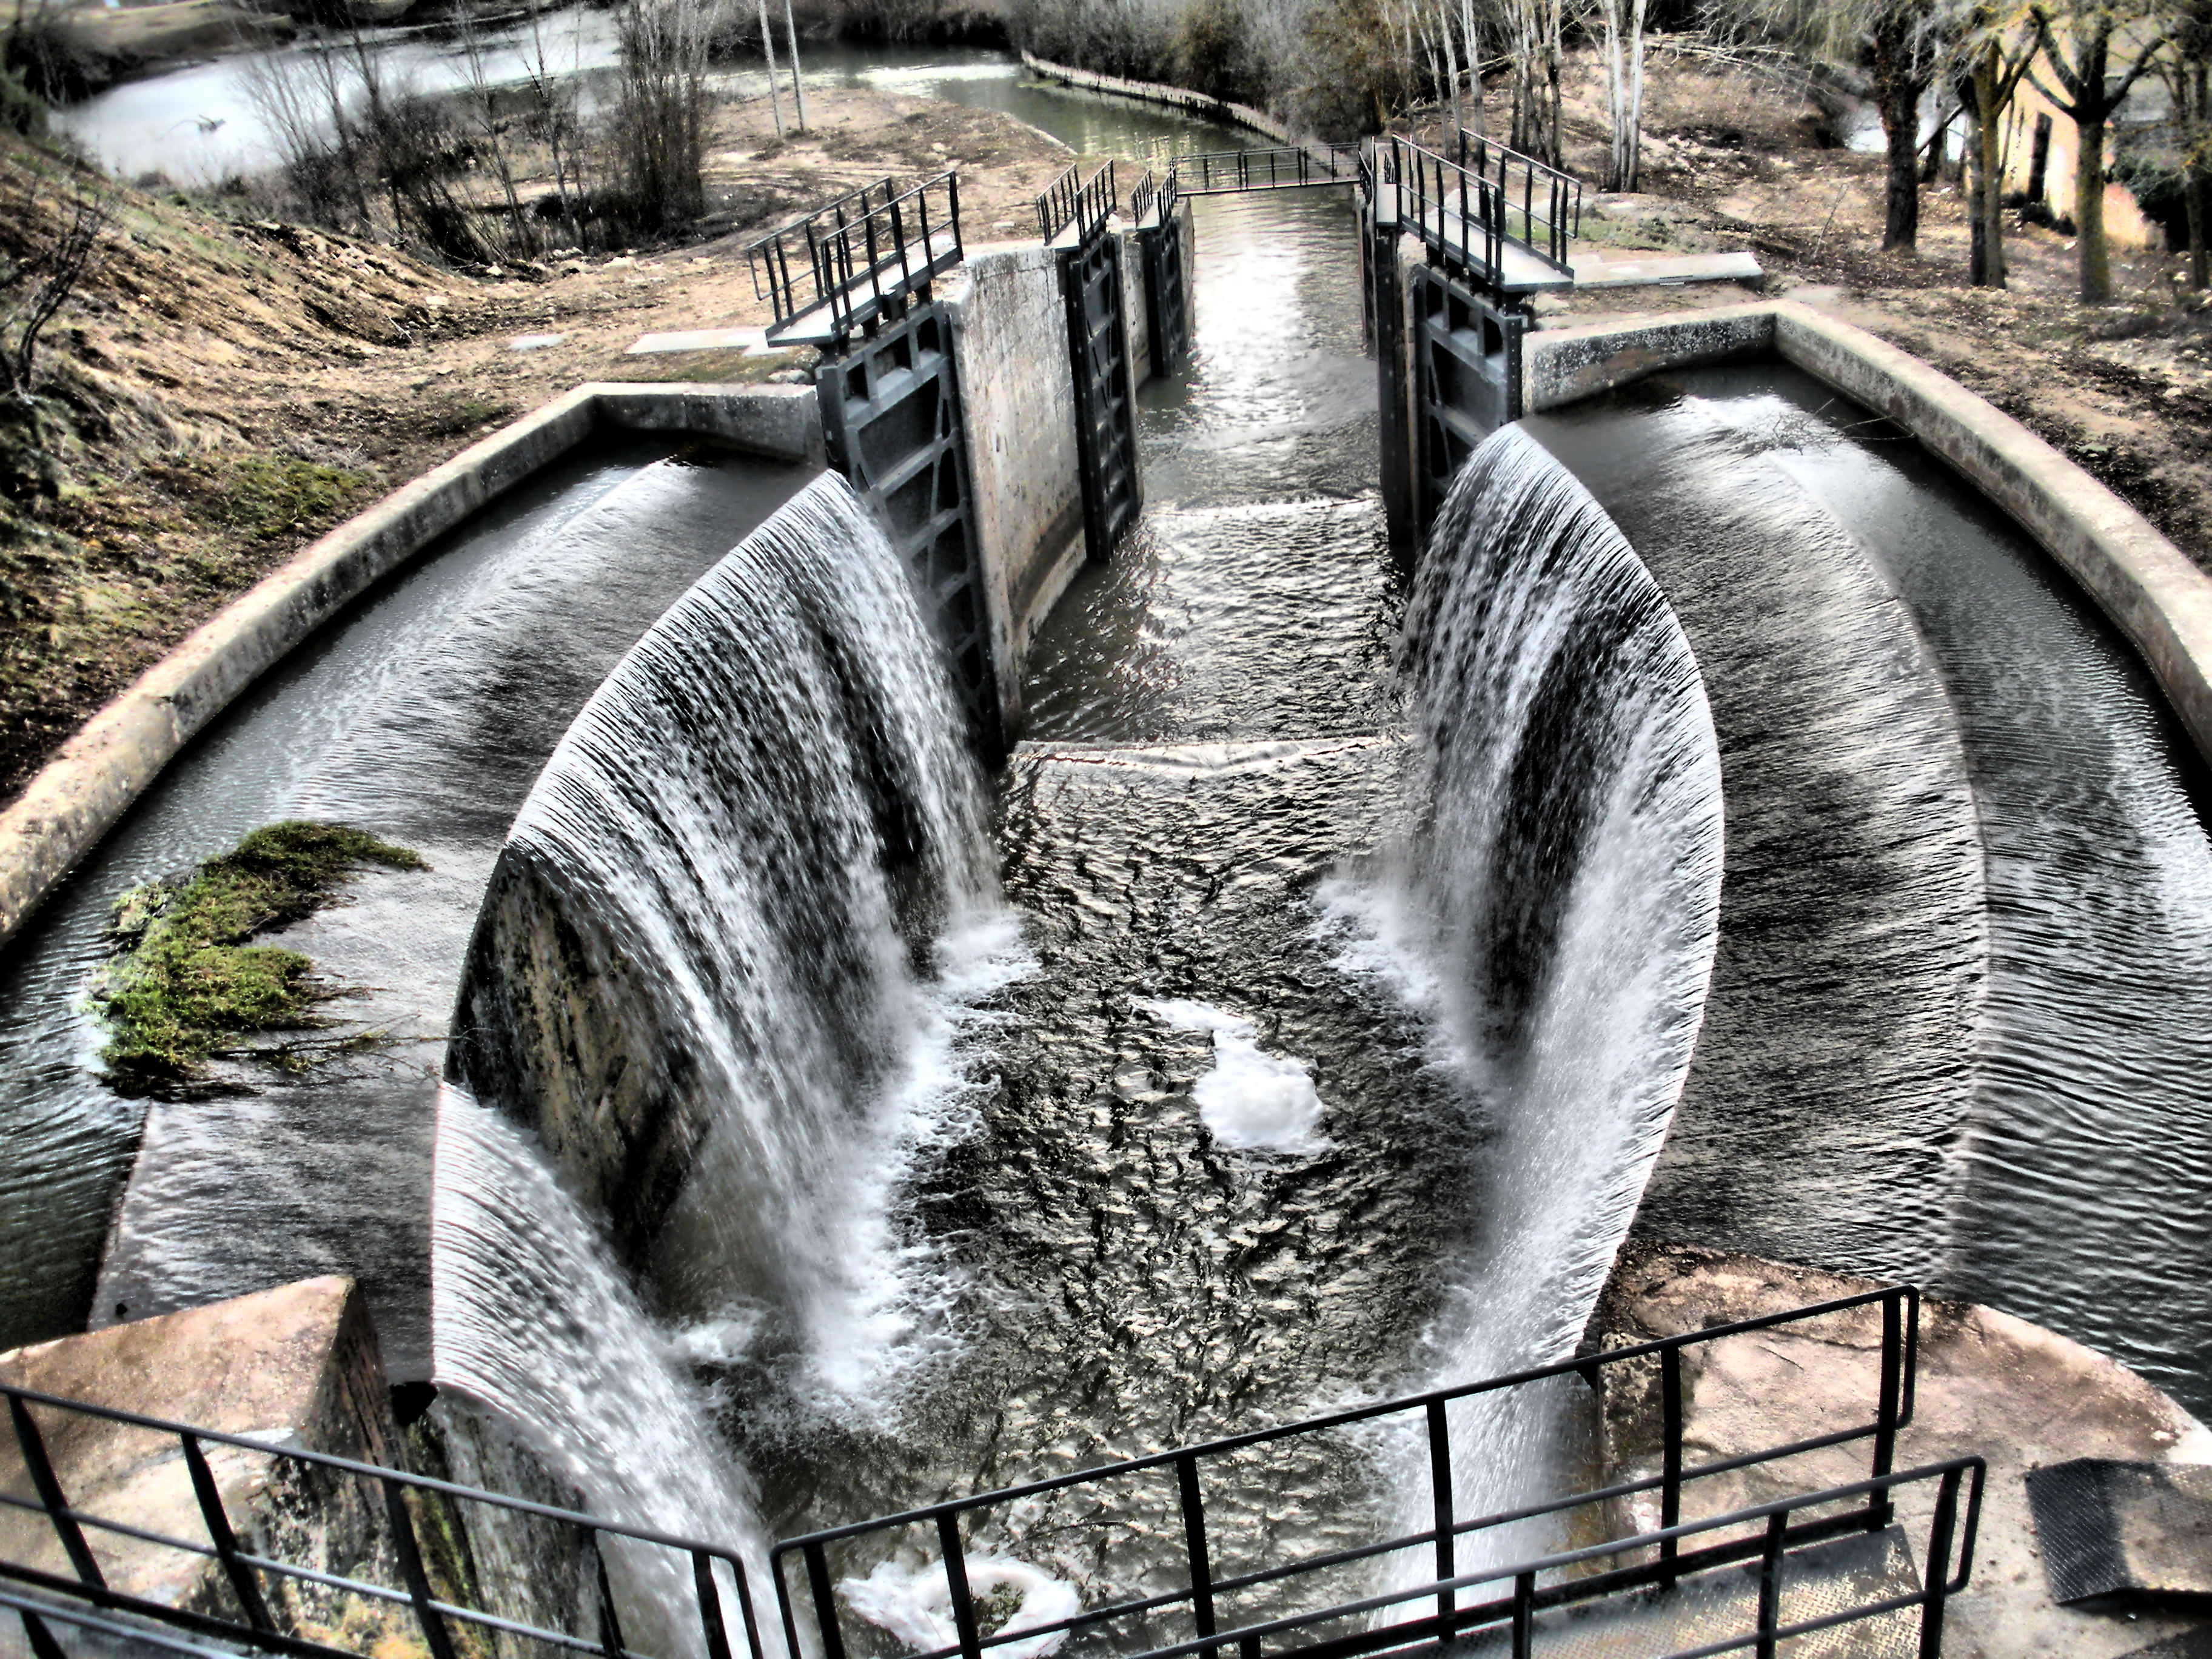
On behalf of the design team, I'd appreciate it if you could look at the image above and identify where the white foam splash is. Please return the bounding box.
[1138,998,1331,1155]
[840,1557,1080,1659]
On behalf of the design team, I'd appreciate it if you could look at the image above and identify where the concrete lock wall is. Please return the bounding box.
[944,206,1185,736]
[944,243,1090,734]
[0,384,823,950]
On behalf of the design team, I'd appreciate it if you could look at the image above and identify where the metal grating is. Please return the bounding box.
[2026,1460,2212,1604]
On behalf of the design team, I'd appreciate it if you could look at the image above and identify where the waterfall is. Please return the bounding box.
[1327,427,1724,1585]
[431,1083,767,1656]
[432,472,1014,1647]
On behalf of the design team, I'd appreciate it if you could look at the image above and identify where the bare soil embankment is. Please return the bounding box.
[1527,47,2212,580]
[0,85,1077,807]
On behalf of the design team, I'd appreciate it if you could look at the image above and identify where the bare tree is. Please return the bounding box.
[1598,0,1649,190]
[1,175,112,408]
[2028,0,2167,300]
[2164,0,2210,286]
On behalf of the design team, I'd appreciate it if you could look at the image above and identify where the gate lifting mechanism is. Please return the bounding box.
[1039,160,1142,562]
[747,174,1001,755]
[2,1286,1983,1659]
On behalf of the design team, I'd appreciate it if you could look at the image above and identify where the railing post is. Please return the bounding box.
[1755,1510,1787,1659]
[180,1433,272,1632]
[1425,1399,1455,1634]
[1176,1452,1216,1651]
[937,1512,984,1659]
[1871,1293,1902,1529]
[17,1606,65,1659]
[693,1551,735,1659]
[1659,1346,1683,1589]
[7,1395,106,1591]
[1919,1470,1961,1659]
[589,1528,627,1659]
[1510,1570,1534,1659]
[380,1476,458,1659]
[803,1541,848,1659]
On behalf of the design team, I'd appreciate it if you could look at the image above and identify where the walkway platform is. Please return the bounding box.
[1569,250,1764,289]
[1446,1529,1923,1658]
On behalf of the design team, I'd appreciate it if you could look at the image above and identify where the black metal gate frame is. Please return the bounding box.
[1037,161,1142,563]
[815,296,1004,758]
[1129,170,1191,378]
[1410,263,1526,531]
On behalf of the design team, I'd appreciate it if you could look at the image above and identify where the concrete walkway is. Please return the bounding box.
[1587,1242,2212,1659]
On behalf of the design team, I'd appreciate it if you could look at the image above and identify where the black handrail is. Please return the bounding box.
[1169,144,1361,196]
[773,1285,1921,1659]
[1451,130,1584,265]
[1037,160,1118,246]
[745,170,964,347]
[1,1382,760,1659]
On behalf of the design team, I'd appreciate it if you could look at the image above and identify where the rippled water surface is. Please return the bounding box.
[0,442,810,1355]
[1537,363,2212,1418]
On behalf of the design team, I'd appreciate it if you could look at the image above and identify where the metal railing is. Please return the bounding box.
[1371,135,1581,292]
[1126,1459,1983,1659]
[1037,161,1119,246]
[1,1382,760,1659]
[1370,136,1501,289]
[746,171,964,347]
[1128,168,1182,229]
[1168,145,1361,196]
[773,1286,1925,1659]
[1451,130,1584,267]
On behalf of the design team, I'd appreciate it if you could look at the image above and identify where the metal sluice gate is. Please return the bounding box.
[3,1288,1984,1659]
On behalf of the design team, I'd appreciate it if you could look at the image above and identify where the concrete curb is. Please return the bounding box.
[1525,301,2212,762]
[0,383,822,948]
[1019,53,1292,144]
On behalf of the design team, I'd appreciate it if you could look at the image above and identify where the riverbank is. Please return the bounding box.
[0,85,1080,807]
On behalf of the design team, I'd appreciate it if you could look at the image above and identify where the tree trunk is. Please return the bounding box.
[1871,10,1922,252]
[2191,61,2210,288]
[2076,110,2110,300]
[1972,39,2005,286]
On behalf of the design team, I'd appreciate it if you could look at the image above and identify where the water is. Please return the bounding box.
[1340,428,1722,1578]
[52,32,1204,187]
[1533,363,2212,1420]
[0,439,810,1359]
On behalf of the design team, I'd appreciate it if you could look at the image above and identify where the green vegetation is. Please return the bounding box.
[150,453,369,545]
[94,820,427,1090]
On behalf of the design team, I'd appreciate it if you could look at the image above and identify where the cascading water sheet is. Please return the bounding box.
[1322,427,1725,1574]
[434,473,1022,1639]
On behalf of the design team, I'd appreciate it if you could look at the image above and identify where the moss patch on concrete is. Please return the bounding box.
[94,820,426,1091]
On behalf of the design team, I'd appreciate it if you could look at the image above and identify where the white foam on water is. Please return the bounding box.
[1138,997,1332,1155]
[1322,428,1724,1589]
[840,1556,1080,1659]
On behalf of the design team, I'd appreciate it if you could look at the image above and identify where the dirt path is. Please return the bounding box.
[0,86,1081,806]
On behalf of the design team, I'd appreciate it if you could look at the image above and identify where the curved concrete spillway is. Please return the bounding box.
[1536,361,2212,1417]
[1528,387,1988,1285]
